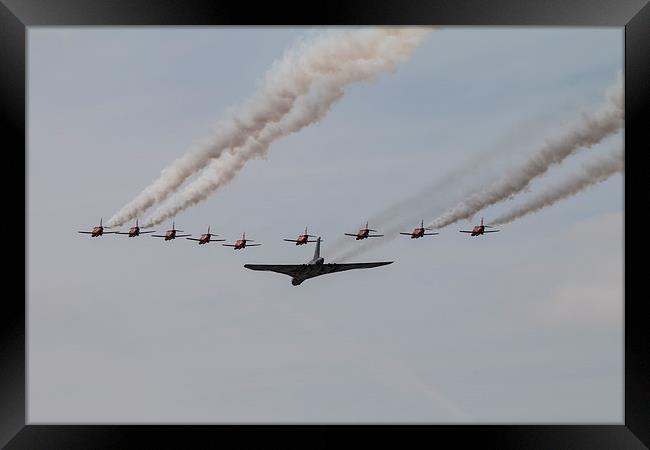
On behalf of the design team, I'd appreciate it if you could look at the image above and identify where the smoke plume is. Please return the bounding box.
[143,28,431,226]
[108,28,432,227]
[428,80,623,229]
[326,111,585,262]
[491,146,623,225]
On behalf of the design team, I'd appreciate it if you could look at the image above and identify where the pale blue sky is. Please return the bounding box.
[28,27,623,422]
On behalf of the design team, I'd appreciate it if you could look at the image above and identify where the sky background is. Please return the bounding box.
[28,27,623,423]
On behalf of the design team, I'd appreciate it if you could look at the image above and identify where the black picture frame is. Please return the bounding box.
[2,1,648,447]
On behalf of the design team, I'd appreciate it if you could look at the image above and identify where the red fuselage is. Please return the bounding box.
[90,226,104,237]
[127,226,140,237]
[294,234,309,245]
[164,230,177,241]
[198,234,212,244]
[233,239,247,249]
[470,225,485,236]
[355,229,370,240]
[410,227,426,239]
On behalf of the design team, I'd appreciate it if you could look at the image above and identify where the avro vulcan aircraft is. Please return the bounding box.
[459,218,500,236]
[115,219,156,237]
[186,226,225,245]
[151,222,191,241]
[283,226,319,245]
[77,218,117,237]
[223,232,262,250]
[245,237,393,286]
[400,220,439,239]
[344,221,384,240]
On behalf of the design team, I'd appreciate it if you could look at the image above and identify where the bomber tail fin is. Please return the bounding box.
[313,237,321,260]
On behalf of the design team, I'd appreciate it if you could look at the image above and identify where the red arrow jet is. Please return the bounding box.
[115,219,156,237]
[283,226,319,245]
[344,221,384,240]
[223,232,262,250]
[151,222,191,241]
[400,220,440,239]
[77,218,117,237]
[186,226,226,245]
[459,217,500,236]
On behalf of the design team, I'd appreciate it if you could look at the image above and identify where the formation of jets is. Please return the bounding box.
[78,218,500,243]
[78,217,500,285]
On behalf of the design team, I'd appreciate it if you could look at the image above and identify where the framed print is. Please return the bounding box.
[2,0,648,447]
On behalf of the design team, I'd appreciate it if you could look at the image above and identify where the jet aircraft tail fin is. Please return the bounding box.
[313,237,321,260]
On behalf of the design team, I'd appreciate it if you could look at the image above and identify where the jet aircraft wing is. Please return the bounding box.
[244,261,393,278]
[322,262,392,273]
[244,264,306,278]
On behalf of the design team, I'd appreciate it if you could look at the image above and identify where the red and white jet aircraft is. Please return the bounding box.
[186,226,225,245]
[344,221,384,240]
[459,217,500,236]
[222,232,262,250]
[115,219,156,237]
[400,220,440,239]
[77,218,117,237]
[283,226,319,245]
[151,222,191,241]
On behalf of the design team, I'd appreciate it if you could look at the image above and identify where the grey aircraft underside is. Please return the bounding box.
[244,237,393,285]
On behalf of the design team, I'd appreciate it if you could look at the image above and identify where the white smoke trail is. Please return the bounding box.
[326,112,558,261]
[108,28,433,227]
[144,28,431,226]
[491,146,623,225]
[428,79,624,229]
